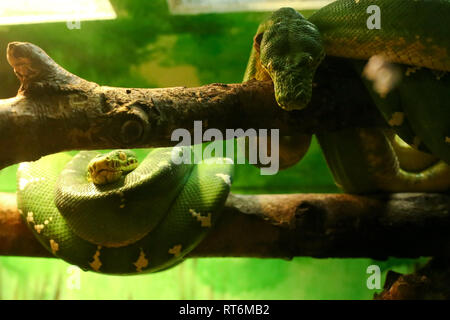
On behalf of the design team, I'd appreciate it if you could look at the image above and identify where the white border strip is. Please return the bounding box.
[167,0,333,14]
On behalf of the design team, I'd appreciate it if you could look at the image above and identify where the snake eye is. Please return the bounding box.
[119,152,127,161]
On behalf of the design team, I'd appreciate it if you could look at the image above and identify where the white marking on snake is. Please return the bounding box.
[156,161,170,170]
[134,248,148,272]
[34,224,44,234]
[18,178,30,191]
[223,157,233,164]
[388,112,404,126]
[215,173,231,186]
[18,177,45,191]
[49,239,59,254]
[189,209,212,227]
[18,162,31,171]
[90,246,102,271]
[26,211,34,223]
[62,169,77,174]
[168,244,182,257]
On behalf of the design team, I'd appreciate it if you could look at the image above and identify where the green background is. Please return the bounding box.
[0,0,421,299]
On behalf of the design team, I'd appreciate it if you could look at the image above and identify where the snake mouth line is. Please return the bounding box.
[96,168,122,175]
[88,168,125,185]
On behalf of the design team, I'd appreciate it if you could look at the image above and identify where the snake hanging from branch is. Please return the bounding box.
[244,0,450,192]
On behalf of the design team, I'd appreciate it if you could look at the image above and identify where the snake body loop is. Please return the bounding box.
[246,0,450,192]
[311,0,450,192]
[17,147,233,274]
[309,0,450,72]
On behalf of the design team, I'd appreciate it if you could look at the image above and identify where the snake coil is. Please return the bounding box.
[245,0,450,192]
[17,147,233,274]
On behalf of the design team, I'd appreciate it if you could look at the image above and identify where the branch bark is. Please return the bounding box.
[1,192,449,259]
[375,257,450,300]
[0,42,384,169]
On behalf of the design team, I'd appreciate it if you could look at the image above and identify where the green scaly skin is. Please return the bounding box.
[246,0,450,193]
[87,150,138,185]
[243,8,316,169]
[17,147,233,274]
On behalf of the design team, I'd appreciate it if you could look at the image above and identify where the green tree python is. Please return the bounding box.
[17,148,233,274]
[17,0,450,274]
[244,0,450,192]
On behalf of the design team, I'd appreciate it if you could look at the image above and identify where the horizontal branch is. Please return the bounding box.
[1,192,449,260]
[0,42,384,169]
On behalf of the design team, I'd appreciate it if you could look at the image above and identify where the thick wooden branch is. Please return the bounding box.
[0,42,384,169]
[1,192,449,259]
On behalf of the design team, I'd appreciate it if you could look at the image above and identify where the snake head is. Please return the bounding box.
[257,8,325,111]
[87,150,138,185]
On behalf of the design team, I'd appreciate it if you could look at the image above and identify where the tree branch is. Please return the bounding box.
[0,42,384,169]
[1,192,449,260]
[375,257,450,300]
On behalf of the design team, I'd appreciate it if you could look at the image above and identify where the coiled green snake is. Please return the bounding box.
[17,0,450,275]
[17,148,233,274]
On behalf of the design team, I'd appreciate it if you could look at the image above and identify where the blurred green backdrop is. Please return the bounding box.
[0,0,422,299]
